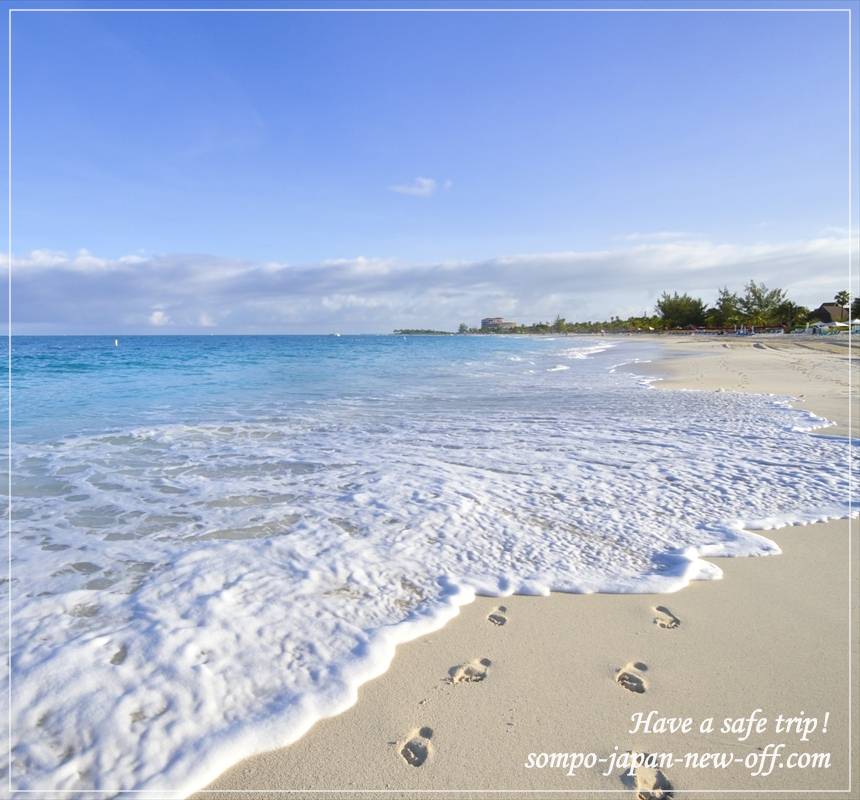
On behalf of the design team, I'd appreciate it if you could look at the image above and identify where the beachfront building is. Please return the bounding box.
[813,302,849,323]
[481,317,517,332]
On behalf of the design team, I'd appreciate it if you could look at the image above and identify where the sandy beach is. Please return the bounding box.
[13,6,855,796]
[195,336,857,800]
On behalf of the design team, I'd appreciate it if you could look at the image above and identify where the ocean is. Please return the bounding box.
[2,334,853,793]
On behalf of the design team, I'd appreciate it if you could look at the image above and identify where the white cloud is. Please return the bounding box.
[321,256,395,276]
[10,232,853,334]
[320,294,386,311]
[73,248,110,270]
[389,176,437,197]
[148,309,170,327]
[16,248,122,272]
[14,249,68,268]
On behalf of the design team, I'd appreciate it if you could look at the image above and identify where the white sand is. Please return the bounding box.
[651,335,853,438]
[195,336,858,800]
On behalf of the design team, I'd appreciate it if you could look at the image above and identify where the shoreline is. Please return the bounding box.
[637,335,853,439]
[194,337,857,800]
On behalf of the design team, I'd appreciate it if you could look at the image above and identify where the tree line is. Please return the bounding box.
[455,284,855,335]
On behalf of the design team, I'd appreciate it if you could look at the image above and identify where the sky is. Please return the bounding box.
[4,1,859,333]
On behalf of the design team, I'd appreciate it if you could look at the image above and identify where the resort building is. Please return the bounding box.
[813,303,849,323]
[481,317,518,332]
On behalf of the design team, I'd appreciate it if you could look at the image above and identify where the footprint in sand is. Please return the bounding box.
[400,726,433,767]
[633,761,673,799]
[449,657,491,684]
[487,606,508,626]
[615,662,648,694]
[652,605,680,630]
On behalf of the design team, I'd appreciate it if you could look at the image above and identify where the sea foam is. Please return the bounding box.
[3,336,855,794]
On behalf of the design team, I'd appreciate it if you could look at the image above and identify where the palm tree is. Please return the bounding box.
[833,290,850,322]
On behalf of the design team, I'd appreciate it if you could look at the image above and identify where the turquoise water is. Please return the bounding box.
[9,334,613,442]
[4,334,854,793]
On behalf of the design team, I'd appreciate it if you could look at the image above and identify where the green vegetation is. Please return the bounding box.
[397,285,853,336]
[456,283,849,334]
[655,292,706,328]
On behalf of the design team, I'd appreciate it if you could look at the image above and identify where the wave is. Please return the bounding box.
[4,340,855,793]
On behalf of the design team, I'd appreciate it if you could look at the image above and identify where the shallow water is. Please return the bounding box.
[1,335,854,793]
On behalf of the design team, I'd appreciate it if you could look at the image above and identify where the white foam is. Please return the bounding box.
[560,342,618,360]
[4,342,855,794]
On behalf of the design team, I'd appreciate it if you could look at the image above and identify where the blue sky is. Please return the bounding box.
[4,2,858,332]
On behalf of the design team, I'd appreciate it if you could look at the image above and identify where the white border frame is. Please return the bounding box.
[4,2,856,796]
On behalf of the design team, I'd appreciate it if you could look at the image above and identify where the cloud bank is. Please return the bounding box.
[9,235,852,334]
